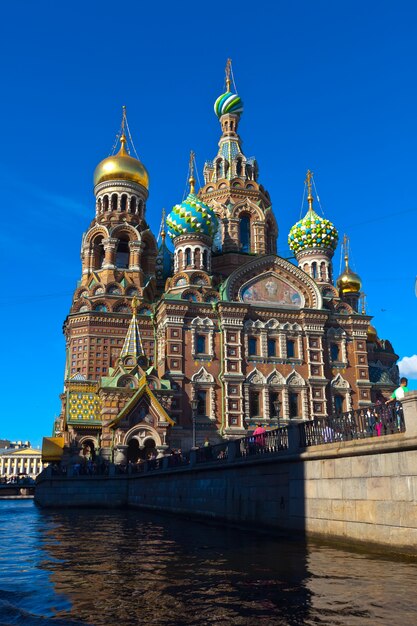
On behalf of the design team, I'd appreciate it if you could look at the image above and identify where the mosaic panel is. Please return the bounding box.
[67,391,101,423]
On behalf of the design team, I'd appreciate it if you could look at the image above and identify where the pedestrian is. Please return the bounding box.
[386,377,409,431]
[386,377,409,403]
[253,423,266,449]
[203,437,212,460]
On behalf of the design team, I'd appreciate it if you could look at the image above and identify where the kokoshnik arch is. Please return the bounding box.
[49,61,399,463]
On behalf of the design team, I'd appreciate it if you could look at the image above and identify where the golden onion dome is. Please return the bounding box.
[336,250,362,294]
[336,267,362,294]
[94,134,149,189]
[367,324,378,342]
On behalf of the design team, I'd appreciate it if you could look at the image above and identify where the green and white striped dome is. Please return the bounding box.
[214,91,244,118]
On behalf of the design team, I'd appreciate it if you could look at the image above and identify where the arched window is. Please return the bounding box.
[92,236,105,270]
[185,248,191,267]
[103,195,109,211]
[236,157,243,177]
[115,237,130,268]
[330,343,340,361]
[311,262,318,279]
[202,250,208,270]
[320,262,327,281]
[249,391,261,417]
[194,248,201,268]
[121,194,127,211]
[130,196,137,213]
[215,159,222,179]
[239,214,251,253]
[111,194,118,211]
[289,393,299,418]
[334,394,344,414]
[97,198,102,214]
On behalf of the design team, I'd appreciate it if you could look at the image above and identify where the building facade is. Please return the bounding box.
[0,441,43,481]
[50,65,399,463]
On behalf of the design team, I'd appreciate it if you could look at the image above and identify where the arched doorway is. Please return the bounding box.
[127,437,157,462]
[143,438,156,460]
[81,439,96,461]
[127,439,140,463]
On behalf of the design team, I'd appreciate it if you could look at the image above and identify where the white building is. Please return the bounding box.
[0,441,44,481]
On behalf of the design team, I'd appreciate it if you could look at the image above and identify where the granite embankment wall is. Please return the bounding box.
[36,392,417,554]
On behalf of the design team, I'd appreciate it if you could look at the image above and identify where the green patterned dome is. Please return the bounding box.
[288,209,338,254]
[166,193,218,239]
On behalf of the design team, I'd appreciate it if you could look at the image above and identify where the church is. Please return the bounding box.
[51,62,399,463]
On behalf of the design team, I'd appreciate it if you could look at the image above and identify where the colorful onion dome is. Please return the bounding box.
[336,264,362,294]
[94,135,149,189]
[166,193,218,239]
[367,324,378,342]
[288,208,339,255]
[214,91,244,118]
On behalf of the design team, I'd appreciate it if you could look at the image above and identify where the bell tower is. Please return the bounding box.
[199,60,278,275]
[64,109,158,381]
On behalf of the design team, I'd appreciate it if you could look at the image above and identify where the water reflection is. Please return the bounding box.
[39,509,312,625]
[1,502,417,625]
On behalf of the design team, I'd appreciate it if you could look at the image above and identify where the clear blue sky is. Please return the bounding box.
[1,0,416,446]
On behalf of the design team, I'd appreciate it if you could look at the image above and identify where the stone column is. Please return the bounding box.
[82,244,91,275]
[102,238,118,269]
[401,391,417,438]
[129,241,143,271]
[114,445,128,465]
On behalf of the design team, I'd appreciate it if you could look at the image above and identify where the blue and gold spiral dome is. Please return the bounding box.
[166,192,218,240]
[214,91,244,118]
[288,208,338,255]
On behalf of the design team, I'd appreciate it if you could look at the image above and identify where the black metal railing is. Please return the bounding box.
[194,427,288,465]
[237,428,288,459]
[300,402,404,447]
[38,403,406,483]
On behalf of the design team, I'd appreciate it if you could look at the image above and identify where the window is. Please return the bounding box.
[248,336,258,356]
[115,237,130,268]
[197,390,207,416]
[267,338,277,357]
[287,339,295,358]
[239,214,251,253]
[196,334,206,354]
[334,394,344,413]
[249,391,260,417]
[289,393,299,418]
[330,343,340,361]
[270,392,280,418]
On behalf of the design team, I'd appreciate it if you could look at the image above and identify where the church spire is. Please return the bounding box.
[225,58,232,92]
[120,297,144,361]
[306,169,314,211]
[188,150,196,194]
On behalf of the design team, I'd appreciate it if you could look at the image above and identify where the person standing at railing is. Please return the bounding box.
[386,377,408,431]
[386,377,409,403]
[203,438,212,461]
[253,423,266,449]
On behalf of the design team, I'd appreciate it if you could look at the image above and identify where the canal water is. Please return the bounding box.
[1,500,417,625]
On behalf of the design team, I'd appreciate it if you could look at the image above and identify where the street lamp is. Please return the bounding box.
[191,398,198,448]
[273,399,282,430]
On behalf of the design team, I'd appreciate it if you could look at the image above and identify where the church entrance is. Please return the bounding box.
[127,437,157,462]
[81,439,96,461]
